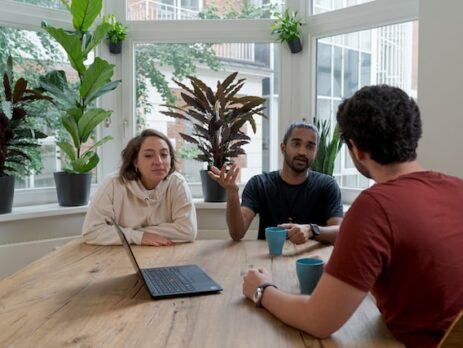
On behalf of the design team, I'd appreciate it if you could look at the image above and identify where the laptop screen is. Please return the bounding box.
[111,218,142,275]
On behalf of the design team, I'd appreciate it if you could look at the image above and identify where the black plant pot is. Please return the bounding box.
[109,41,122,54]
[200,170,227,202]
[287,38,303,54]
[54,171,92,207]
[0,175,15,214]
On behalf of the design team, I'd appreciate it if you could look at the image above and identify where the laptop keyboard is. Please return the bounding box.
[144,267,195,294]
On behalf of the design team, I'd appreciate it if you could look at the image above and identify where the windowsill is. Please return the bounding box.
[0,199,227,223]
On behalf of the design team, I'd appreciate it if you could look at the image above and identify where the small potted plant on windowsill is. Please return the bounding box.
[0,56,52,214]
[160,72,267,202]
[103,14,128,54]
[271,9,304,54]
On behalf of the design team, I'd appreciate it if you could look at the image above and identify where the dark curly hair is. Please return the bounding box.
[119,129,176,181]
[336,85,422,165]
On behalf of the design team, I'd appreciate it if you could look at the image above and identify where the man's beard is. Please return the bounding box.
[284,152,312,173]
[351,154,372,179]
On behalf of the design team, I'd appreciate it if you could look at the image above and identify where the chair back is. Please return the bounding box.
[438,310,463,348]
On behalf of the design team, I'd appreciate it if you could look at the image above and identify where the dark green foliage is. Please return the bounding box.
[160,72,267,169]
[0,56,52,178]
[39,0,121,173]
[271,9,303,43]
[312,117,342,176]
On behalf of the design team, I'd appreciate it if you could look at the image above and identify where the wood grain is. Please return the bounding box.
[0,239,402,347]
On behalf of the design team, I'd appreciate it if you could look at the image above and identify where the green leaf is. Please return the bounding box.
[85,80,121,106]
[70,0,102,32]
[83,23,112,57]
[41,24,86,75]
[78,108,112,143]
[71,151,99,172]
[83,135,113,155]
[39,70,77,108]
[66,107,83,123]
[57,141,77,161]
[61,113,80,149]
[80,58,115,100]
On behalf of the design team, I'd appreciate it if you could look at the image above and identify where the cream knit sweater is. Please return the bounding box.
[82,172,197,245]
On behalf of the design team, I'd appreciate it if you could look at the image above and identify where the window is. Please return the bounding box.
[126,0,281,20]
[10,0,65,10]
[2,0,419,207]
[134,42,279,185]
[0,24,68,190]
[315,21,419,189]
[312,0,374,15]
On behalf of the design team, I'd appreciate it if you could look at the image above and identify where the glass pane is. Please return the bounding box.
[127,0,282,20]
[9,0,66,10]
[1,25,103,189]
[0,25,68,189]
[134,42,279,184]
[315,21,419,189]
[312,0,374,15]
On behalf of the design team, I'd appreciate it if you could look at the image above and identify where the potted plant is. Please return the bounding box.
[102,14,128,54]
[311,117,342,176]
[160,72,267,202]
[271,9,304,54]
[39,0,121,206]
[0,56,52,214]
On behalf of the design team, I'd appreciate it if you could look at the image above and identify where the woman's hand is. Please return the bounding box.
[141,232,174,246]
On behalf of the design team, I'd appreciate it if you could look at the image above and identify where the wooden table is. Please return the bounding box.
[0,239,402,347]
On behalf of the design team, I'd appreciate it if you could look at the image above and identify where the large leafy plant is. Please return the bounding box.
[0,56,51,178]
[312,117,342,176]
[39,0,121,173]
[161,72,266,169]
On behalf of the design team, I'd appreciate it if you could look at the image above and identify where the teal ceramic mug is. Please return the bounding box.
[296,258,324,295]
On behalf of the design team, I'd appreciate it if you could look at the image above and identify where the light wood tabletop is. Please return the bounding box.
[0,239,403,347]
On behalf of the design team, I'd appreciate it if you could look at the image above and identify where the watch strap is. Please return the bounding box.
[254,282,278,307]
[309,223,321,240]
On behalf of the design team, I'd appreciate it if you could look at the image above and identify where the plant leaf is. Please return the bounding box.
[70,0,102,32]
[78,108,112,143]
[57,141,77,161]
[41,24,86,75]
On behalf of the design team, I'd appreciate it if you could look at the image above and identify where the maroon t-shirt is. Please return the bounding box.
[325,171,463,348]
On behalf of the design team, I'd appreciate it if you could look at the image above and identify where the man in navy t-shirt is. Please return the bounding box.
[209,121,343,244]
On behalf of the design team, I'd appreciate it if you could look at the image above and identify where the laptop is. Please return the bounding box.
[112,218,222,299]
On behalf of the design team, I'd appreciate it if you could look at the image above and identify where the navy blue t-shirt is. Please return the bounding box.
[241,170,343,239]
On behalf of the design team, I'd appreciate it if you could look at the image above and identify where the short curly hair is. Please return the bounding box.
[336,85,422,165]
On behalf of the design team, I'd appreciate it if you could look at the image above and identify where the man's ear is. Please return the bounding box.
[349,140,366,161]
[280,142,285,154]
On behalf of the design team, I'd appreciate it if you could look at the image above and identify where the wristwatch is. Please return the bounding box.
[253,283,278,307]
[309,223,321,240]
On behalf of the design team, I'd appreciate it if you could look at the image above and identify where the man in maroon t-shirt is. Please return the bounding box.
[241,85,463,347]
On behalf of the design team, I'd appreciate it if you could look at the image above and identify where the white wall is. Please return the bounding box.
[417,0,463,178]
